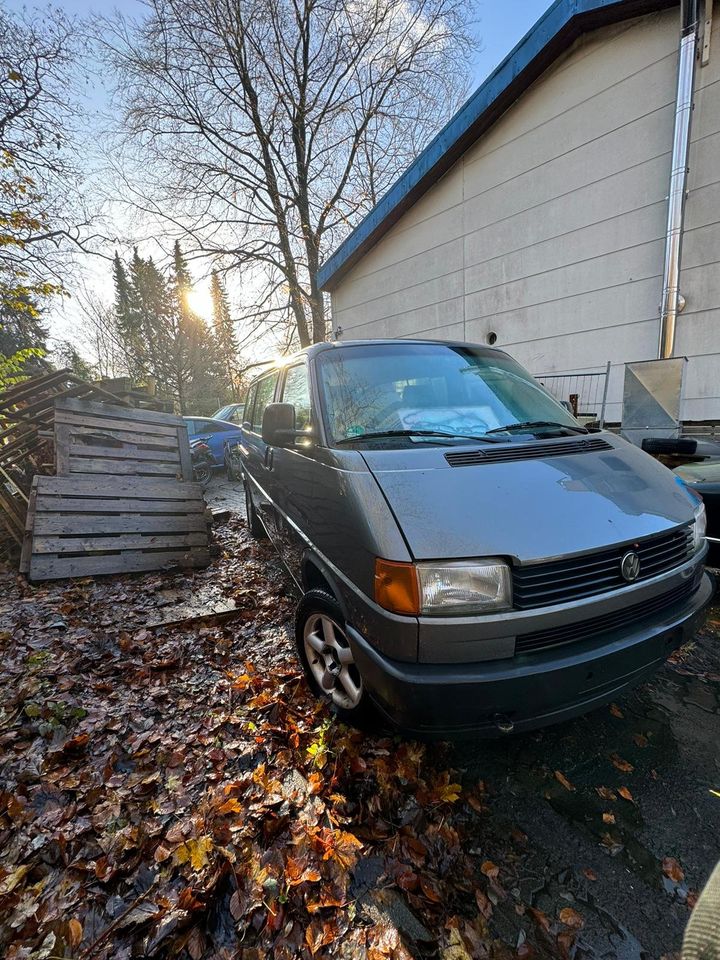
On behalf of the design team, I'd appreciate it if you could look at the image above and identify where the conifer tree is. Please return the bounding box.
[210,270,239,398]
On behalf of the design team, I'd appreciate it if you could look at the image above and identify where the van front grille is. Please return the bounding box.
[512,526,694,610]
[515,577,698,655]
[444,436,612,467]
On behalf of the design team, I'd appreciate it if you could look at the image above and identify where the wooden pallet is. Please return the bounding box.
[54,398,192,481]
[27,476,210,581]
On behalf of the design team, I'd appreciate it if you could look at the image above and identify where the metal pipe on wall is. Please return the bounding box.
[658,0,700,360]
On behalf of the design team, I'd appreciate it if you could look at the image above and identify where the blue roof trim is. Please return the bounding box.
[317,0,674,291]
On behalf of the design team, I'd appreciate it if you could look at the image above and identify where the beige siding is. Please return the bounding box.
[330,4,720,422]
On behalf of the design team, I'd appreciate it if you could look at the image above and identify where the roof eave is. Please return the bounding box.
[317,0,676,292]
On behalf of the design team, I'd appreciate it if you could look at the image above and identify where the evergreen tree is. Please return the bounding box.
[111,245,228,413]
[210,270,239,398]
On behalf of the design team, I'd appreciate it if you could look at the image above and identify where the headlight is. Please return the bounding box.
[417,560,511,614]
[692,499,707,553]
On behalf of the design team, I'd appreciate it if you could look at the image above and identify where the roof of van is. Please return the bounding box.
[250,339,510,378]
[316,0,675,292]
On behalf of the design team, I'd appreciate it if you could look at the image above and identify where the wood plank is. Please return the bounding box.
[33,532,208,553]
[54,411,181,438]
[68,459,180,476]
[19,480,38,572]
[29,548,211,581]
[65,426,179,450]
[32,513,209,535]
[33,497,206,514]
[55,397,184,427]
[177,425,193,482]
[55,423,70,475]
[35,475,203,499]
[69,444,181,464]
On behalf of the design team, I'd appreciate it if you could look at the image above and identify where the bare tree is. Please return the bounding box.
[0,5,102,299]
[103,0,477,347]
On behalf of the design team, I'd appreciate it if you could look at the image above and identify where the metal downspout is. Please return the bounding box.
[658,0,700,360]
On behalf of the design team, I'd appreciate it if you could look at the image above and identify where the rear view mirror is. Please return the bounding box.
[262,403,298,446]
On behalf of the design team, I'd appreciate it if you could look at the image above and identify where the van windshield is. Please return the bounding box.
[316,343,580,446]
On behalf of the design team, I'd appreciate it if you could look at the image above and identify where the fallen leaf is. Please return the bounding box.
[662,856,684,883]
[554,770,575,791]
[0,864,30,896]
[480,860,499,880]
[610,703,624,718]
[419,877,442,902]
[68,919,83,948]
[174,836,214,871]
[582,867,598,881]
[596,786,617,801]
[602,812,615,824]
[633,733,649,748]
[559,906,584,929]
[475,889,493,919]
[609,753,634,773]
[618,786,634,802]
[529,907,551,932]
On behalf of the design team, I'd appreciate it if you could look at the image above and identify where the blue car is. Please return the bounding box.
[184,417,244,467]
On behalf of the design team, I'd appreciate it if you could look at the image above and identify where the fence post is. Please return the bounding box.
[599,361,611,428]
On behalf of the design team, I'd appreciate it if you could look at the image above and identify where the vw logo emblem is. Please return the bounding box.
[620,551,641,582]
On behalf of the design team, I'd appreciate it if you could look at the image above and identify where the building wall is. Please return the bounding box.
[330,4,720,423]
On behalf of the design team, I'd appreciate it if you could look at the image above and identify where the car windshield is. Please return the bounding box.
[316,343,580,445]
[212,404,243,424]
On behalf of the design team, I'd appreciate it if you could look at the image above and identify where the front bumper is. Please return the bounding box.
[347,570,714,736]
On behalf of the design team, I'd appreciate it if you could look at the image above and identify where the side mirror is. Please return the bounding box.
[262,403,299,446]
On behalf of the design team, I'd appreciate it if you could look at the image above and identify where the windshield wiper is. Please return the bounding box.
[335,429,503,445]
[486,420,588,435]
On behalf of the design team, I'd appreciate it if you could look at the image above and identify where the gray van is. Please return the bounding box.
[240,340,712,735]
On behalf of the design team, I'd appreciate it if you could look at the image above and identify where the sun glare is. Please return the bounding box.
[185,286,213,319]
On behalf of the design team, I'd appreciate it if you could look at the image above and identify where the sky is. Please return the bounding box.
[5,0,551,350]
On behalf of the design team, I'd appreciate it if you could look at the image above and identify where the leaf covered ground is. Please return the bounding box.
[1,513,719,960]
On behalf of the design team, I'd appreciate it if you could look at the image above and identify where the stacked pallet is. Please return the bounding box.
[19,398,211,582]
[21,476,210,580]
[53,397,193,481]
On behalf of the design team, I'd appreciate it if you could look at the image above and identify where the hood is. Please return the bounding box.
[361,435,697,562]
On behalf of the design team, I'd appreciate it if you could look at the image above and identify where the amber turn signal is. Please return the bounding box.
[374,558,420,616]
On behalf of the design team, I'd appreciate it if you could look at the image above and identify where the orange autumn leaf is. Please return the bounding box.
[633,733,649,748]
[582,867,598,881]
[554,770,575,791]
[609,703,624,718]
[480,860,499,880]
[559,906,584,929]
[419,877,442,902]
[68,919,83,949]
[286,857,321,886]
[596,786,616,801]
[662,856,685,883]
[217,798,243,815]
[609,753,634,773]
[618,786,634,802]
[320,830,363,869]
[602,812,615,824]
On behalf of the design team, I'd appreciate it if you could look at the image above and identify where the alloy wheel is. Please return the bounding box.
[303,613,362,710]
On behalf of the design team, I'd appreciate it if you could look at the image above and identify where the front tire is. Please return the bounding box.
[295,589,373,725]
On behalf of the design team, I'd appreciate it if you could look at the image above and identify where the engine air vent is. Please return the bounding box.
[444,436,612,467]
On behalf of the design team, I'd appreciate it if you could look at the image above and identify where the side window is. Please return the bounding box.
[202,420,226,434]
[252,374,279,432]
[186,420,197,436]
[244,385,258,426]
[229,406,245,424]
[282,364,311,430]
